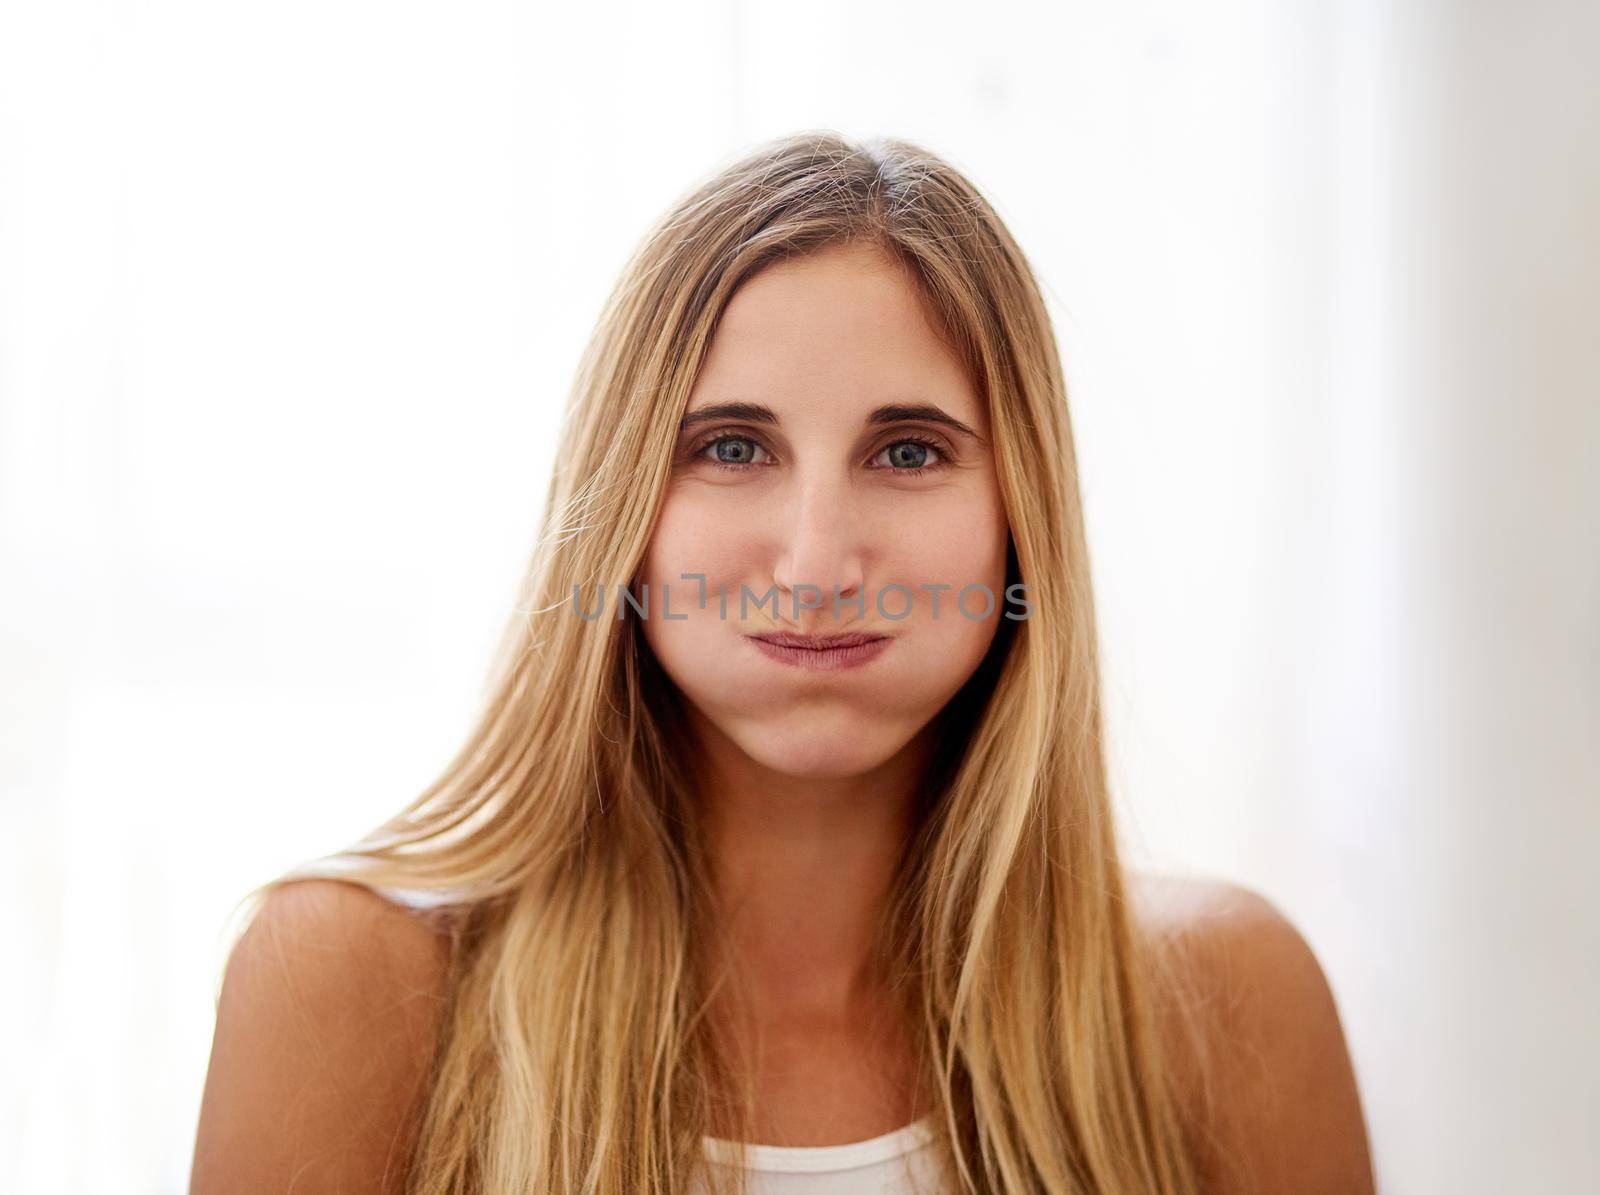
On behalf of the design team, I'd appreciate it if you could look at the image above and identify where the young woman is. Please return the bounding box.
[189,131,1375,1194]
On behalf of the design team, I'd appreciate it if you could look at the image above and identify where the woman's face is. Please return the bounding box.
[638,240,1011,781]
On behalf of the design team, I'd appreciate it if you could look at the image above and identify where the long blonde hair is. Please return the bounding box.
[226,130,1203,1194]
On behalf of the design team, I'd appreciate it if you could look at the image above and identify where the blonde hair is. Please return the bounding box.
[226,130,1203,1194]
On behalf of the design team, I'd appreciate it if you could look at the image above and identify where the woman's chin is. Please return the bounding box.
[726,716,913,782]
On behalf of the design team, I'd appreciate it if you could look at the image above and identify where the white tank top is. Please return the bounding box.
[690,1115,950,1194]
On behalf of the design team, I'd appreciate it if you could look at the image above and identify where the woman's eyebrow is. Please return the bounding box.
[678,401,777,431]
[678,400,981,440]
[867,402,981,441]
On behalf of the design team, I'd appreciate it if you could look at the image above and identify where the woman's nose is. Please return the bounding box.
[770,477,866,614]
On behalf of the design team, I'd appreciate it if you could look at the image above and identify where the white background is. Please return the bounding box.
[2,1,1596,1191]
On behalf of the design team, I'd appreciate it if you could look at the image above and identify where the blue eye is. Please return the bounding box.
[696,434,771,471]
[870,436,945,475]
[711,437,758,464]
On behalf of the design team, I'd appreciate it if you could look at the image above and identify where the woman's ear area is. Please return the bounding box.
[1129,873,1377,1195]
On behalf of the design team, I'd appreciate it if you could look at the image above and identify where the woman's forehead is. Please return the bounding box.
[691,250,985,432]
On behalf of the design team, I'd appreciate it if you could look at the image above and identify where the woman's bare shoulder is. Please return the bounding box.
[1124,869,1376,1195]
[190,879,456,1194]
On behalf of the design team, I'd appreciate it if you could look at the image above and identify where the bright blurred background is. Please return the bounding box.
[3,1,1596,1191]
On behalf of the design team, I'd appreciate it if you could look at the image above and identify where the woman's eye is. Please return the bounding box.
[698,435,770,469]
[872,438,944,472]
